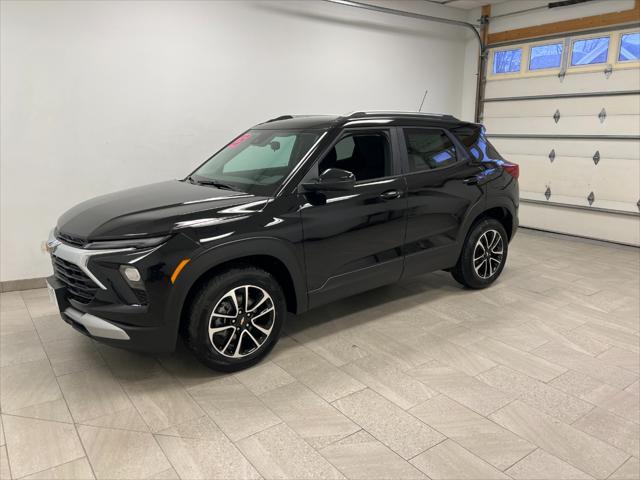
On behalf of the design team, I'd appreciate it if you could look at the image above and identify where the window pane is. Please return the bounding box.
[619,32,640,61]
[223,135,296,172]
[571,37,609,65]
[493,48,522,74]
[319,134,390,181]
[529,43,563,70]
[404,129,457,172]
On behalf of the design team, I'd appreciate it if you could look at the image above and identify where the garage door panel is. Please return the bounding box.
[484,95,640,118]
[490,138,640,160]
[485,68,640,99]
[519,203,639,246]
[485,115,639,135]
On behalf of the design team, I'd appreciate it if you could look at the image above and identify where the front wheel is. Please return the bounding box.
[451,218,508,289]
[186,267,285,372]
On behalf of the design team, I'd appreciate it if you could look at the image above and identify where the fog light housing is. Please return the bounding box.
[121,266,141,283]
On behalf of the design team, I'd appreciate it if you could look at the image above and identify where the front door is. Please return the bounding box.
[399,126,486,278]
[299,128,407,308]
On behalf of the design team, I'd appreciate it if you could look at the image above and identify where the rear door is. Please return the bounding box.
[299,128,407,308]
[398,126,486,278]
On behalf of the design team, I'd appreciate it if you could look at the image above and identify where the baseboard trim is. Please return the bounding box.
[0,277,47,293]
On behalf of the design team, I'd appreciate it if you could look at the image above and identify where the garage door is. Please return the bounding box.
[483,28,640,246]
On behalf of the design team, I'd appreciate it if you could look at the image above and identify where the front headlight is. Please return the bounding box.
[84,235,170,250]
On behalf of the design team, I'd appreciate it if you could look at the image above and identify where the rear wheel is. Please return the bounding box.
[186,267,285,372]
[451,218,508,289]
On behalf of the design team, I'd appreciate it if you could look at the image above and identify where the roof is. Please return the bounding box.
[253,111,465,130]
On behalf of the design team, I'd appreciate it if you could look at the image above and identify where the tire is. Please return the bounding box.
[186,266,285,372]
[451,218,508,289]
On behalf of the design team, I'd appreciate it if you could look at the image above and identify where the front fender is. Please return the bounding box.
[163,236,307,338]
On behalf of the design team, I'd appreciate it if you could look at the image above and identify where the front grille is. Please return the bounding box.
[57,232,85,248]
[53,256,98,304]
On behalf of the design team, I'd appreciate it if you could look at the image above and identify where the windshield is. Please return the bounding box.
[189,129,322,196]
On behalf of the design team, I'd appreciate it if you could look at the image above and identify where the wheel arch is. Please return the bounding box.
[164,237,307,345]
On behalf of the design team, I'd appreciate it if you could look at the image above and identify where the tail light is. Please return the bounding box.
[503,162,519,179]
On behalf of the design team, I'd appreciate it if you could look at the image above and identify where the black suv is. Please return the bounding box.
[46,111,519,371]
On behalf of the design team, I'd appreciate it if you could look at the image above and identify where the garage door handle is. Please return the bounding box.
[379,190,401,200]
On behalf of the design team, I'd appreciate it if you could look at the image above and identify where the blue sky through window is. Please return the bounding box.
[571,37,609,65]
[530,43,563,70]
[619,32,640,61]
[493,48,522,74]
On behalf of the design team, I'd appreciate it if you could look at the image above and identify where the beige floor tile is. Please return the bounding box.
[0,360,61,413]
[505,449,593,479]
[147,468,179,479]
[42,336,104,376]
[58,366,132,423]
[78,425,170,479]
[573,408,639,457]
[574,322,639,353]
[121,372,203,432]
[188,376,281,441]
[155,416,224,440]
[319,430,426,480]
[489,400,629,479]
[9,398,72,423]
[271,339,365,402]
[79,406,149,432]
[0,292,26,313]
[95,345,165,382]
[410,395,535,470]
[341,356,437,410]
[0,420,4,447]
[422,319,485,347]
[625,380,639,396]
[0,330,46,367]
[233,361,296,396]
[22,294,59,319]
[156,432,260,479]
[534,342,637,389]
[609,457,640,480]
[598,346,640,374]
[156,345,225,389]
[22,458,95,480]
[237,423,344,480]
[407,361,513,416]
[0,309,34,337]
[350,329,432,371]
[477,365,593,423]
[467,337,566,382]
[31,314,78,344]
[551,371,640,424]
[260,382,359,449]
[333,389,444,460]
[2,415,84,479]
[410,439,509,479]
[0,446,10,480]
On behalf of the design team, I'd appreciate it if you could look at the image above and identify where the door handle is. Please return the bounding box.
[463,176,480,185]
[379,189,401,200]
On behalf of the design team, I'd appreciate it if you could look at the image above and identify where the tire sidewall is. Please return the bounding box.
[189,268,285,371]
[461,219,508,289]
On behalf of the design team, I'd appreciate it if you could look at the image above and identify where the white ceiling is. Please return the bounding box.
[426,0,508,9]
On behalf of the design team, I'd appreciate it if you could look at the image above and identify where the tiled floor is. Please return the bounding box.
[1,229,639,480]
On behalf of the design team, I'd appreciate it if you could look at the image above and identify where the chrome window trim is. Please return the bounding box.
[47,230,133,290]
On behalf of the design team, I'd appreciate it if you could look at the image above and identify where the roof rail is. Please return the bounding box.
[265,115,294,123]
[345,111,459,121]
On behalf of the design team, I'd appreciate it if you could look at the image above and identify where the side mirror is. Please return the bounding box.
[302,168,356,192]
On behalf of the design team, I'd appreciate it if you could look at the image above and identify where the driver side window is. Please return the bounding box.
[319,132,391,182]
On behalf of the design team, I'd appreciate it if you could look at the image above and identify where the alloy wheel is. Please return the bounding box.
[208,285,275,358]
[473,229,504,279]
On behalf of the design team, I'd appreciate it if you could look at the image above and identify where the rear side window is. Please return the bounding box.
[403,129,457,172]
[451,125,504,163]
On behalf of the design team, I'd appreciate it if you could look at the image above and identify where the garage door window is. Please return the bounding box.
[493,48,522,74]
[619,32,640,61]
[529,43,563,70]
[571,36,609,66]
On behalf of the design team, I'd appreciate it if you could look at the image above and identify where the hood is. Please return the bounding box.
[57,180,267,240]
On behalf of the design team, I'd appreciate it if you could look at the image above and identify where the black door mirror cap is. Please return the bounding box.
[302,168,356,192]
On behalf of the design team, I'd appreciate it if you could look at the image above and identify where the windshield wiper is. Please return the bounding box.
[187,176,240,192]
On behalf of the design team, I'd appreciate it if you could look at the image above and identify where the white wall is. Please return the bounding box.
[1,0,475,282]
